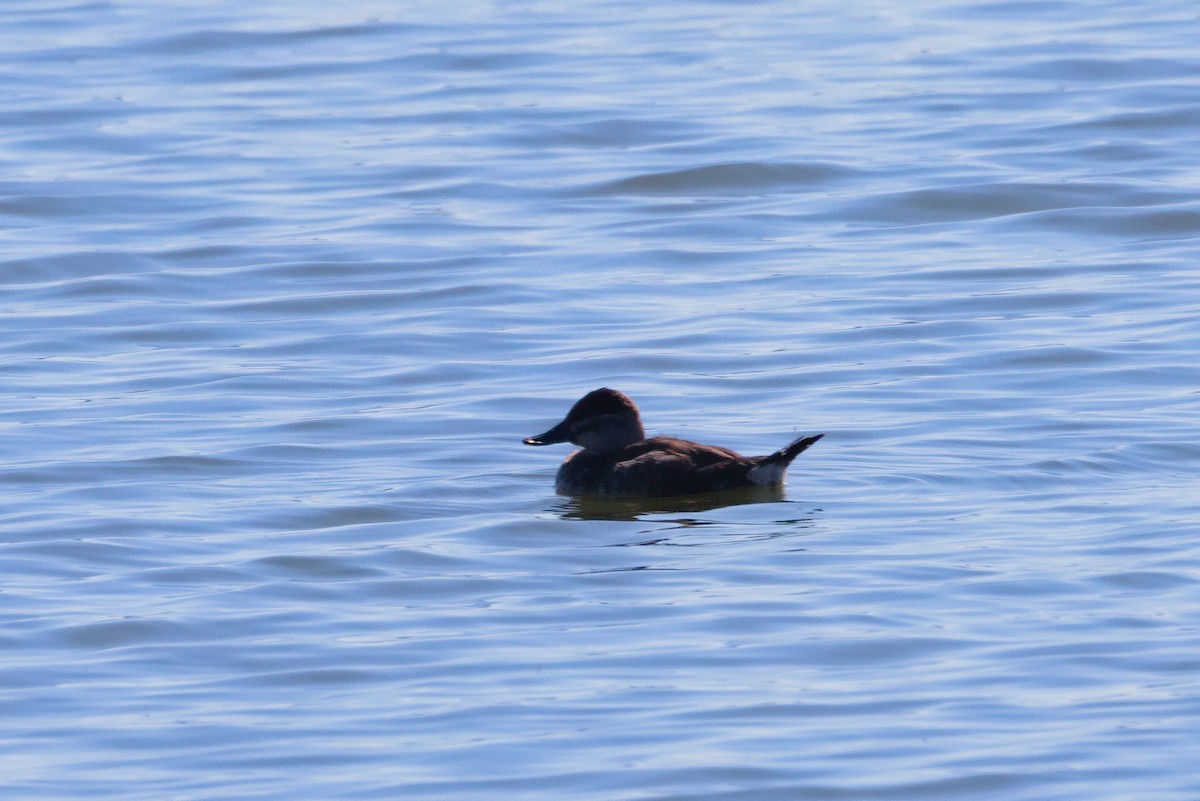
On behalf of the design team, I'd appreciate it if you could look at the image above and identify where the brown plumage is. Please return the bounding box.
[523,388,823,497]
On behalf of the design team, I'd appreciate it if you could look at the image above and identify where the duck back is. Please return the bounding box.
[556,436,754,496]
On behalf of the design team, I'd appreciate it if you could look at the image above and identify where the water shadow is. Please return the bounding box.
[552,486,792,522]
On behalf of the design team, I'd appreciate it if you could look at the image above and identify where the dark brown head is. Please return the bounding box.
[523,387,646,453]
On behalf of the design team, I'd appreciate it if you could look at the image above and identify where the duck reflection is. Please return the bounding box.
[553,485,791,522]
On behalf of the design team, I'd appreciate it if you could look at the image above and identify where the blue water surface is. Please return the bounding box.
[2,1,1199,799]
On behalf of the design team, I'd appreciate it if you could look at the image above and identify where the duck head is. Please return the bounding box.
[523,387,646,454]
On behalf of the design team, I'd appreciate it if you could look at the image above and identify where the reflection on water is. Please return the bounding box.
[608,522,819,550]
[552,488,823,549]
[553,485,791,521]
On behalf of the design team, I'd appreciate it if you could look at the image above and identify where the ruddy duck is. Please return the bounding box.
[523,388,823,497]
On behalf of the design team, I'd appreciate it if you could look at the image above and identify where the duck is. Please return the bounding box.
[522,387,823,497]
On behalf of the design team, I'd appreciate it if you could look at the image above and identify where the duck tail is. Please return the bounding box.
[747,433,824,487]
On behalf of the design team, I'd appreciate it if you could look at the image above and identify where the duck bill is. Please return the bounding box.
[523,419,570,446]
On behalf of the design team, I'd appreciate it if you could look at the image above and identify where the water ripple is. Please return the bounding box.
[4,1,1200,799]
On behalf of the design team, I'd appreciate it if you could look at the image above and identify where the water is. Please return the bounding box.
[3,1,1199,798]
